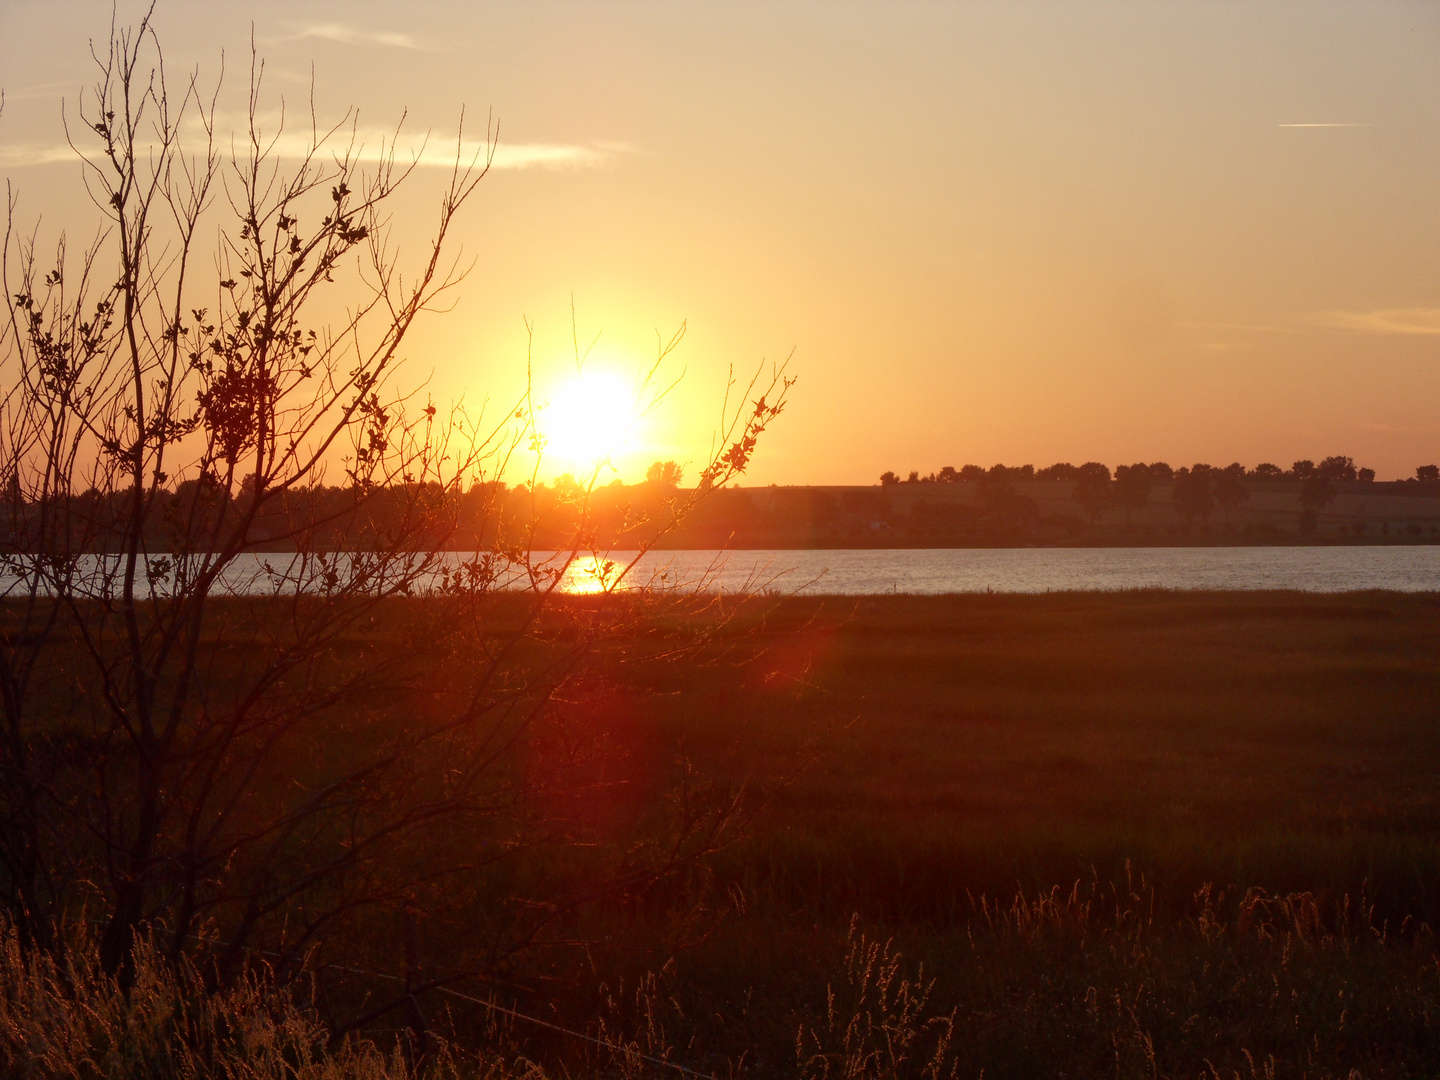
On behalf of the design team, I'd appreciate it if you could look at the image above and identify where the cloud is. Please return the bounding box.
[1277,122,1369,128]
[1352,420,1440,435]
[1315,308,1440,336]
[289,132,620,171]
[1180,321,1298,335]
[489,142,617,170]
[295,24,422,50]
[0,132,624,172]
[0,144,81,168]
[0,81,75,103]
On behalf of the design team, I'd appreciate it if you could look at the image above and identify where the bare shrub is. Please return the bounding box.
[0,8,791,1032]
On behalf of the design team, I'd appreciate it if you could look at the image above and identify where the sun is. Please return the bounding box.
[539,369,638,468]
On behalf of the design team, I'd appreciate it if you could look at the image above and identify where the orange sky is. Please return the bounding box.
[2,1,1437,483]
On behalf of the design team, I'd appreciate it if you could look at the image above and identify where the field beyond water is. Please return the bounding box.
[7,590,1440,1079]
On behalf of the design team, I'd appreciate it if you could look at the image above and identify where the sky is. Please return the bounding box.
[1,0,1437,483]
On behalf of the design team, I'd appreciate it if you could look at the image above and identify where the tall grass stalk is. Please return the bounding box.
[0,921,541,1080]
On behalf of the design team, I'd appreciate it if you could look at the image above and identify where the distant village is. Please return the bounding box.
[23,455,1440,553]
[654,455,1440,548]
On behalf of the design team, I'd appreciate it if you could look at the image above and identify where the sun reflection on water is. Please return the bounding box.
[557,555,627,595]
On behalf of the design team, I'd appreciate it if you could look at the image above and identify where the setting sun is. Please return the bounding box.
[539,369,639,469]
[5,8,1440,1077]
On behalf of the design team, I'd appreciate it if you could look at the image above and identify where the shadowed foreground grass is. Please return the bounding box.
[5,885,1436,1080]
[7,590,1440,1078]
[0,921,547,1080]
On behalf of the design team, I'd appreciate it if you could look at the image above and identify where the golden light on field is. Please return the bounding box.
[539,369,639,470]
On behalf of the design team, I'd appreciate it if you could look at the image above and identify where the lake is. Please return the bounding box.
[6,546,1438,598]
[562,545,1440,595]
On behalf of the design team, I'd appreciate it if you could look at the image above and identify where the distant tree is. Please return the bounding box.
[1299,475,1337,517]
[1113,464,1152,525]
[880,471,900,485]
[1317,455,1357,482]
[980,463,1033,484]
[1221,462,1246,479]
[1072,462,1112,524]
[1291,459,1316,480]
[1251,463,1283,480]
[646,459,684,487]
[1172,467,1214,526]
[1214,472,1250,523]
[1358,468,1376,482]
[937,466,958,482]
[959,464,986,482]
[1147,462,1175,481]
[906,470,920,483]
[1036,462,1078,482]
[976,469,1017,517]
[1417,465,1439,482]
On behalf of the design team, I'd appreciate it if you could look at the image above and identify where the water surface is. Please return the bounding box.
[564,546,1440,595]
[6,546,1436,598]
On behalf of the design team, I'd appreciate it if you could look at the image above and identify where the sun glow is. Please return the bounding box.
[558,555,626,595]
[539,369,639,470]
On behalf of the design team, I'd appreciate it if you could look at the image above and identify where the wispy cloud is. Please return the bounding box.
[488,142,618,169]
[0,132,625,172]
[1278,122,1369,128]
[1315,308,1440,336]
[0,143,84,168]
[280,132,622,171]
[295,24,422,50]
[1353,420,1440,435]
[1180,321,1298,335]
[0,81,75,103]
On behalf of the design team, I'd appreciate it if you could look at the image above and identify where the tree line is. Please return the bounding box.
[868,455,1440,536]
[6,450,1427,552]
[880,455,1394,486]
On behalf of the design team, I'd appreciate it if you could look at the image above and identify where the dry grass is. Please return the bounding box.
[0,924,415,1079]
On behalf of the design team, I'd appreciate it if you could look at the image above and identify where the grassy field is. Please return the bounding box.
[515,590,1440,1078]
[701,591,1440,906]
[7,589,1440,1078]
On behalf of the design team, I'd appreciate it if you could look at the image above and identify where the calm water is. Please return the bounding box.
[564,546,1440,595]
[5,546,1438,598]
